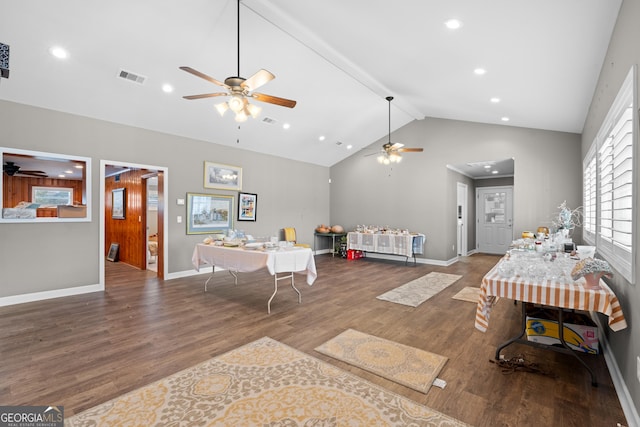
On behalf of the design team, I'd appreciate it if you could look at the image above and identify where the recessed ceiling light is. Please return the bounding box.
[490,97,500,103]
[162,84,174,93]
[283,123,290,129]
[319,135,326,141]
[346,144,353,150]
[492,170,499,174]
[58,174,65,178]
[74,165,83,169]
[65,170,73,174]
[474,68,486,75]
[484,165,491,169]
[501,117,510,122]
[49,46,68,59]
[444,19,462,30]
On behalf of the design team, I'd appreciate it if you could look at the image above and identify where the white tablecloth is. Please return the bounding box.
[347,232,425,257]
[192,244,317,285]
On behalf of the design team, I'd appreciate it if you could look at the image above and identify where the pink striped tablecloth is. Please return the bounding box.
[475,257,627,333]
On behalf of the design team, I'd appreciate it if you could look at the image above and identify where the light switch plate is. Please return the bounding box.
[637,356,640,384]
[177,216,182,224]
[177,198,185,205]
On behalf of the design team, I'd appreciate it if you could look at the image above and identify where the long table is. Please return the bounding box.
[192,244,317,313]
[346,232,425,265]
[475,254,627,385]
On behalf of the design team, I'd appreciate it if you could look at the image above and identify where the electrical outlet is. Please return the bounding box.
[637,356,640,384]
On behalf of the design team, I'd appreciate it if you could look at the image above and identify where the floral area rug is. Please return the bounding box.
[452,286,481,303]
[376,272,463,307]
[315,329,448,394]
[66,337,469,426]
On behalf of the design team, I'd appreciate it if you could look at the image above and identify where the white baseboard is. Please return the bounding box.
[591,313,640,426]
[0,284,103,307]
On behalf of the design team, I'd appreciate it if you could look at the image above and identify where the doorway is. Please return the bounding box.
[100,160,167,288]
[456,182,468,256]
[476,186,513,254]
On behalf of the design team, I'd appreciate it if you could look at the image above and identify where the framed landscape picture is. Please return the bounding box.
[186,193,234,235]
[238,192,257,222]
[112,188,125,219]
[204,161,242,191]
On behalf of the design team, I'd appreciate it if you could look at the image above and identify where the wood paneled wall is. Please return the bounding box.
[2,175,84,207]
[105,170,149,269]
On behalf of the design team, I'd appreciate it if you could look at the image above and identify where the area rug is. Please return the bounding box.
[452,286,480,303]
[66,337,469,427]
[377,272,463,307]
[315,329,448,394]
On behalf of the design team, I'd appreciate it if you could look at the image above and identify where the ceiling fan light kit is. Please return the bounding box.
[181,0,296,123]
[375,96,423,164]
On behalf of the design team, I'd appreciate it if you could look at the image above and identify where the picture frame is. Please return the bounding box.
[106,243,119,262]
[187,192,234,235]
[238,192,257,222]
[204,161,242,191]
[112,188,125,219]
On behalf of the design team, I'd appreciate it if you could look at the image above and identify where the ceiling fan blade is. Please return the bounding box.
[390,142,404,149]
[183,93,228,100]
[179,66,228,88]
[397,148,424,153]
[252,93,297,108]
[242,69,275,92]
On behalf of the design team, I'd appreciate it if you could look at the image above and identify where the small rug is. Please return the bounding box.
[452,286,481,303]
[315,329,448,394]
[66,337,468,426]
[377,271,463,307]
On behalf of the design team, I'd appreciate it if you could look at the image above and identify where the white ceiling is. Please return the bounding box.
[0,1,622,167]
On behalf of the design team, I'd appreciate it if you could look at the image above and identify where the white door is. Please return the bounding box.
[456,182,468,256]
[476,186,513,254]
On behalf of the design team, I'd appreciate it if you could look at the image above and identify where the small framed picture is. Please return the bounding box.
[106,243,119,262]
[204,161,242,191]
[238,192,257,222]
[112,188,125,219]
[186,193,234,235]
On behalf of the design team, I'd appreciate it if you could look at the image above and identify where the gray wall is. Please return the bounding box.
[330,117,582,262]
[581,0,640,415]
[0,100,330,299]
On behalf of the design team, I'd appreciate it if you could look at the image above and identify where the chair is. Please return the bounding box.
[283,227,310,248]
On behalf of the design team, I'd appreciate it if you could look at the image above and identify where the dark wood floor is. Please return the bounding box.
[0,253,628,426]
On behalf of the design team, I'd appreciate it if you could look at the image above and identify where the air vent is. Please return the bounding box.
[335,141,343,146]
[118,69,146,85]
[262,117,277,125]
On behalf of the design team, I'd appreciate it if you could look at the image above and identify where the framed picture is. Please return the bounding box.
[204,161,242,191]
[238,192,257,222]
[112,188,125,219]
[187,193,234,235]
[106,243,119,262]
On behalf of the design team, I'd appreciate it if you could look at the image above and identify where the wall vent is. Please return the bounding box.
[118,69,146,85]
[261,117,277,125]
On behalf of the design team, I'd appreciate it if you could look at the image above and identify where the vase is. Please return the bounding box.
[582,272,604,289]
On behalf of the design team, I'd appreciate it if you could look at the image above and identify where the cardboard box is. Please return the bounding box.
[57,205,87,218]
[526,314,599,354]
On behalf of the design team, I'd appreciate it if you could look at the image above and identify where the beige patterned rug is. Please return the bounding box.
[452,286,481,303]
[315,329,448,394]
[377,272,463,307]
[66,337,469,426]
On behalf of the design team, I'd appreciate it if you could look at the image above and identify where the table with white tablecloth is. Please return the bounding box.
[346,232,425,264]
[192,243,317,313]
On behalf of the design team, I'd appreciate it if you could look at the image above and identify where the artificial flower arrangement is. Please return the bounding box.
[552,200,582,231]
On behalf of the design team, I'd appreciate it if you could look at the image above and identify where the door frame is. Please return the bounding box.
[456,182,468,256]
[99,160,168,288]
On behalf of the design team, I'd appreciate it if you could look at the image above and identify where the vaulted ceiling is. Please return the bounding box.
[0,1,622,167]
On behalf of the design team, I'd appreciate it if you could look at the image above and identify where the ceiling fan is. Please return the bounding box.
[371,96,423,164]
[180,0,296,122]
[3,161,47,177]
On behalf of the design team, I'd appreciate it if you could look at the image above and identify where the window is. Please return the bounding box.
[1,147,91,222]
[583,65,636,283]
[32,186,74,205]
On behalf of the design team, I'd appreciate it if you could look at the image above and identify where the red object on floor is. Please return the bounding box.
[347,250,364,260]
